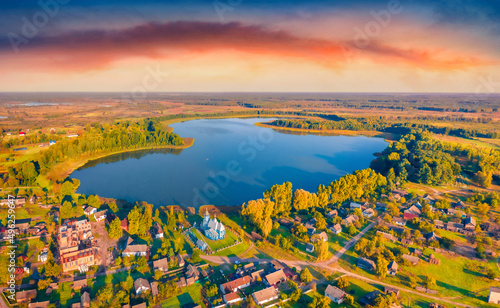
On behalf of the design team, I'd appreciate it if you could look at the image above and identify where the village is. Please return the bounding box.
[1,182,500,308]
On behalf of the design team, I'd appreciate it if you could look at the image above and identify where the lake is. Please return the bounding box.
[72,118,388,207]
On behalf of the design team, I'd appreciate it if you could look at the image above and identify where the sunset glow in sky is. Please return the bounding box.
[0,0,499,92]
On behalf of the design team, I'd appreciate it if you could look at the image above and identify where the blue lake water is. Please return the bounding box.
[72,118,388,207]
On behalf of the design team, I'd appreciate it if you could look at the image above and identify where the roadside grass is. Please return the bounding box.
[160,283,203,308]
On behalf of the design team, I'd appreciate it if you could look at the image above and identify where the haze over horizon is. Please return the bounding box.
[1,0,500,94]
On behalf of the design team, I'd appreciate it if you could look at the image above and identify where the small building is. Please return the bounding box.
[326,209,338,218]
[304,223,316,235]
[403,254,419,265]
[94,210,107,222]
[220,275,251,294]
[122,240,148,258]
[384,286,400,297]
[330,223,342,234]
[250,269,265,282]
[313,231,328,242]
[185,264,200,281]
[196,239,207,251]
[134,278,151,295]
[363,208,375,218]
[463,217,477,231]
[325,285,345,304]
[376,231,397,242]
[153,258,169,273]
[176,254,185,267]
[66,134,79,138]
[428,254,441,265]
[223,292,242,305]
[252,286,279,306]
[434,220,444,229]
[488,287,500,304]
[350,202,362,209]
[264,269,287,287]
[393,217,406,226]
[120,218,129,231]
[344,215,359,226]
[405,205,421,216]
[376,202,388,211]
[357,257,376,271]
[17,289,37,303]
[150,281,159,296]
[401,239,413,246]
[84,206,97,216]
[425,232,440,242]
[153,222,164,239]
[73,279,88,290]
[81,291,91,308]
[28,301,50,308]
[387,260,398,276]
[359,291,382,306]
[306,243,315,253]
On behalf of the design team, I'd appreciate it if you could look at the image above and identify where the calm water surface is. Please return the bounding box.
[72,118,388,207]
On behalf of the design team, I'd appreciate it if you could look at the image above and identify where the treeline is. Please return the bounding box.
[270,118,500,139]
[371,132,461,186]
[37,120,184,173]
[372,131,500,188]
[241,169,387,237]
[1,132,64,149]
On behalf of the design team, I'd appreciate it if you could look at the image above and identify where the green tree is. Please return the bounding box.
[425,275,436,289]
[61,181,74,196]
[300,268,313,283]
[336,276,350,290]
[107,217,123,239]
[108,201,118,213]
[375,257,389,279]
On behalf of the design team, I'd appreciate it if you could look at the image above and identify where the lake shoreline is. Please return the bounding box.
[43,137,195,186]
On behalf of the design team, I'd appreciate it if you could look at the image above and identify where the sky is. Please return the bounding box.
[0,0,499,93]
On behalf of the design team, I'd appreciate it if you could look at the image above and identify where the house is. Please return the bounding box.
[122,238,149,257]
[120,218,129,231]
[434,220,444,229]
[81,291,90,308]
[405,205,421,216]
[134,278,151,295]
[384,286,400,297]
[387,260,398,276]
[326,209,338,218]
[306,243,315,253]
[153,222,164,239]
[313,231,328,242]
[488,287,500,304]
[403,254,419,265]
[252,287,279,306]
[425,232,440,242]
[94,210,107,222]
[304,223,316,235]
[220,275,251,294]
[153,258,169,273]
[350,202,362,209]
[186,264,200,281]
[243,262,255,272]
[446,221,464,232]
[344,215,359,226]
[17,290,37,303]
[294,215,302,223]
[357,257,376,271]
[359,291,382,306]
[84,206,97,216]
[393,217,406,226]
[61,247,95,273]
[428,254,441,265]
[250,269,265,282]
[376,202,388,211]
[423,195,436,204]
[19,131,26,136]
[325,285,345,304]
[264,269,287,286]
[151,282,159,296]
[200,209,225,240]
[403,212,419,221]
[376,231,397,242]
[401,239,413,246]
[330,223,342,234]
[223,292,242,304]
[176,254,185,267]
[363,208,375,218]
[196,239,207,251]
[463,217,477,231]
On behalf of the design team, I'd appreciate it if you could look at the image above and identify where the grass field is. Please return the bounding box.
[160,283,203,308]
[192,228,239,251]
